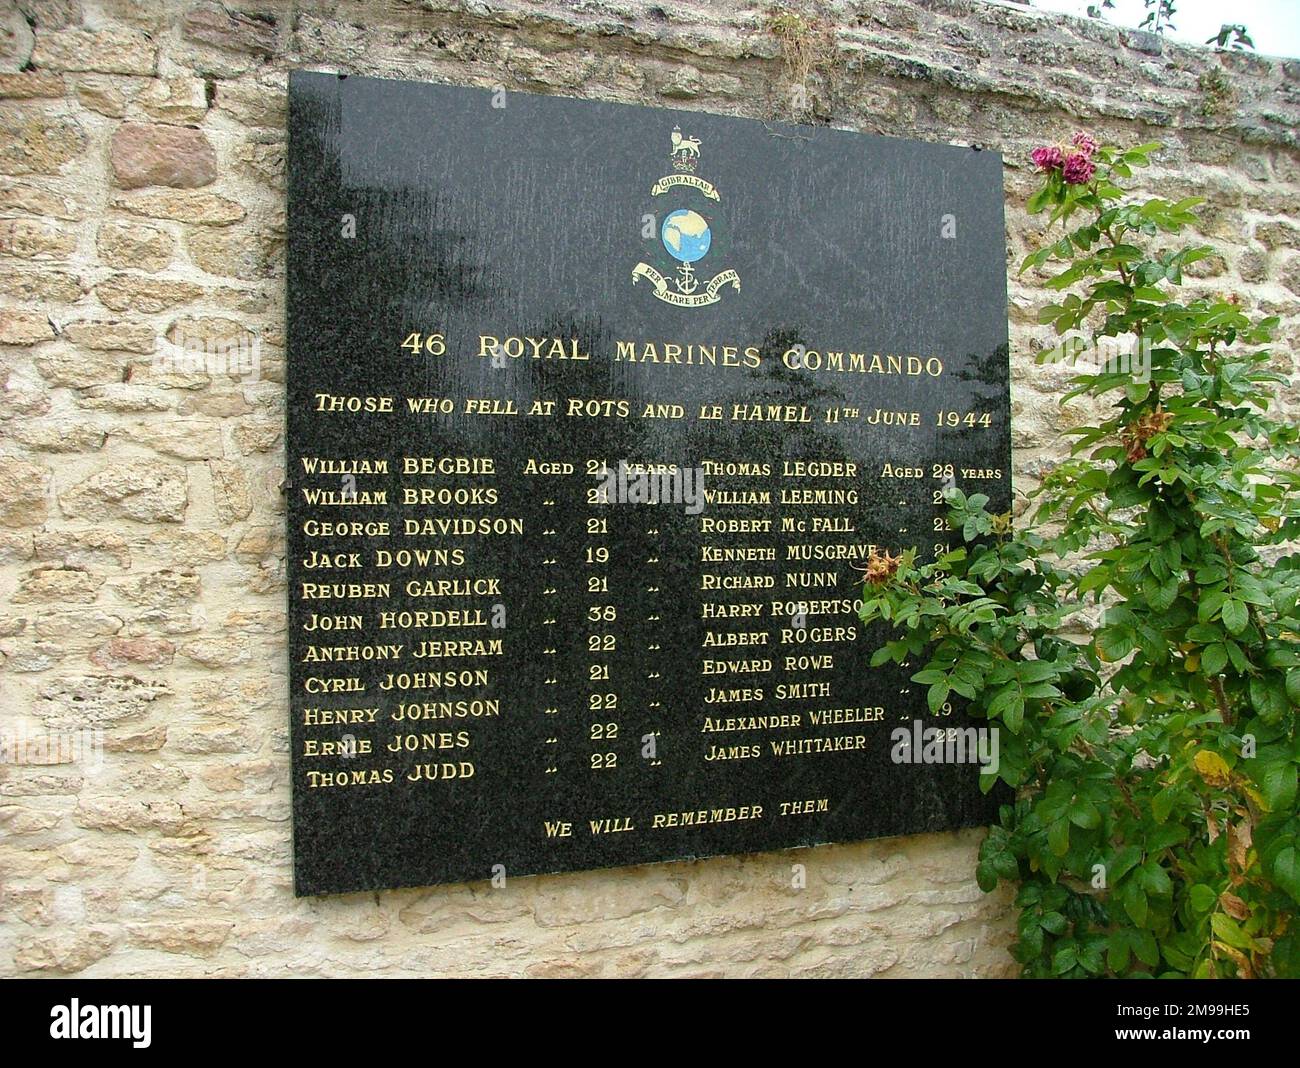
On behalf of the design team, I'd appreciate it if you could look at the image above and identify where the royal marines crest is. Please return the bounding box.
[632,126,740,308]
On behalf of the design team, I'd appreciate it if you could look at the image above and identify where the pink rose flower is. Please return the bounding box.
[1071,132,1099,158]
[1031,146,1064,172]
[1062,152,1096,185]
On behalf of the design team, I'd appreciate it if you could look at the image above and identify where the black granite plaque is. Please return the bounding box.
[286,70,1010,896]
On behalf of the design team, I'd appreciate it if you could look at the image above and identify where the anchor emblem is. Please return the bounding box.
[676,262,698,295]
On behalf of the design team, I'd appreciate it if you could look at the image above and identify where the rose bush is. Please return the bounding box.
[860,137,1300,977]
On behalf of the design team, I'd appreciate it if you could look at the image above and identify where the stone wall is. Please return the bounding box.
[0,0,1295,978]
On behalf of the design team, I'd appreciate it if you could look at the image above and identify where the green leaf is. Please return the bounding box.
[1256,760,1298,814]
[1250,674,1289,724]
[1226,641,1249,674]
[1107,932,1132,973]
[1151,785,1179,823]
[1143,572,1180,612]
[1097,628,1135,662]
[1131,928,1159,967]
[1222,599,1248,635]
[1211,913,1255,951]
[1040,911,1068,935]
[1109,846,1142,883]
[1004,696,1025,734]
[1121,881,1149,926]
[926,682,950,714]
[1068,800,1102,829]
[1202,643,1228,676]
[1127,141,1163,157]
[1018,661,1060,684]
[993,849,1019,881]
[1198,589,1228,623]
[1078,566,1112,598]
[1048,817,1071,857]
[1052,944,1079,975]
[1139,860,1173,897]
[1271,846,1300,906]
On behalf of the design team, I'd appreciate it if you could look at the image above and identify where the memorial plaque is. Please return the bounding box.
[287,71,1010,896]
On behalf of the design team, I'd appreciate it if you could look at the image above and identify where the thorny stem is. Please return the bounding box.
[1209,675,1234,727]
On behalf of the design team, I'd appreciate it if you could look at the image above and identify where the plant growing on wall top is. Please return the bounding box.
[860,133,1300,977]
[1085,1,1256,51]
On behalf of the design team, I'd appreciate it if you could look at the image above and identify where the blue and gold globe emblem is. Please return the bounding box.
[661,209,712,294]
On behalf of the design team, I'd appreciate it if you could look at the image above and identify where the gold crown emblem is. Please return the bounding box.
[670,126,701,172]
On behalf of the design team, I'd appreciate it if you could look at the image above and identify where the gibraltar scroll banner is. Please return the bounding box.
[649,174,720,201]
